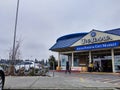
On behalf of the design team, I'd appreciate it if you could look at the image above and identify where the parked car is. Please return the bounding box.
[0,66,5,89]
[15,60,40,71]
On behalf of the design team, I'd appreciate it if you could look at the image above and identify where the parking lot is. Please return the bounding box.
[4,72,120,90]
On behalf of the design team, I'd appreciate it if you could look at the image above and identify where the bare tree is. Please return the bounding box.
[8,39,22,75]
[9,40,21,61]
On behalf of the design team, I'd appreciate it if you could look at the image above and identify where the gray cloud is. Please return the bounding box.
[0,0,120,60]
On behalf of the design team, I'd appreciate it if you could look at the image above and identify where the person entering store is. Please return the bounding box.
[94,61,100,72]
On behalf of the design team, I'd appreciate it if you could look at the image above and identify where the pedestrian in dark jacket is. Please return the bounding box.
[65,61,71,74]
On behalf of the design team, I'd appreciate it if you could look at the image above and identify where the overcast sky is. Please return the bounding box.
[0,0,120,60]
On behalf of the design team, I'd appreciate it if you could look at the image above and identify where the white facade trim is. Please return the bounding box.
[58,52,60,67]
[72,52,74,67]
[89,51,92,63]
[111,49,115,72]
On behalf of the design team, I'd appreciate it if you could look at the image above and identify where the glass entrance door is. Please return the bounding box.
[92,49,112,72]
[101,60,112,72]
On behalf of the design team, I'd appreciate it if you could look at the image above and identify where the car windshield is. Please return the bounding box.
[24,62,33,65]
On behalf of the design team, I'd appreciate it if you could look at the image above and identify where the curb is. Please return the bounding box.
[4,87,119,90]
[79,72,120,75]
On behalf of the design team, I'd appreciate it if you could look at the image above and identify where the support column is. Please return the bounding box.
[58,52,60,67]
[89,51,92,63]
[111,49,115,73]
[72,52,74,67]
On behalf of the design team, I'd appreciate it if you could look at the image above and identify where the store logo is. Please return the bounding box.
[81,35,112,44]
[91,32,96,37]
[81,31,112,44]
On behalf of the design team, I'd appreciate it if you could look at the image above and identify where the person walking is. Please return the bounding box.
[96,62,100,72]
[65,61,71,74]
[93,61,100,72]
[93,62,97,72]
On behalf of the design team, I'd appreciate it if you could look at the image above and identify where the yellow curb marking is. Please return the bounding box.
[80,77,84,82]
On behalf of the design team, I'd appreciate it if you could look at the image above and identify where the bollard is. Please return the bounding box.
[53,61,55,77]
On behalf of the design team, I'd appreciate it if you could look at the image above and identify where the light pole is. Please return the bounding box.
[12,0,20,64]
[10,0,20,75]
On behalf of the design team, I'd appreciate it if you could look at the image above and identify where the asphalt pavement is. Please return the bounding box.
[4,71,120,90]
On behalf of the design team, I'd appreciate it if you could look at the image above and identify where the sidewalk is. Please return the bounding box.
[79,72,120,75]
[55,70,120,76]
[4,72,120,90]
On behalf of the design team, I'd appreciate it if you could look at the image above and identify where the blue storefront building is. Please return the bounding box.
[50,28,120,72]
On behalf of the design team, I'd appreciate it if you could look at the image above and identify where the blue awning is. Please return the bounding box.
[50,33,87,51]
[104,28,120,36]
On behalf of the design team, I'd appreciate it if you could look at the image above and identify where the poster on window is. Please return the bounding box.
[60,55,68,70]
[61,58,66,66]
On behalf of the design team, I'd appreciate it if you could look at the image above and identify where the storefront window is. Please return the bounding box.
[74,52,88,67]
[74,59,79,66]
[114,49,120,72]
[60,54,68,67]
[114,56,120,72]
[115,56,120,72]
[60,54,68,70]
